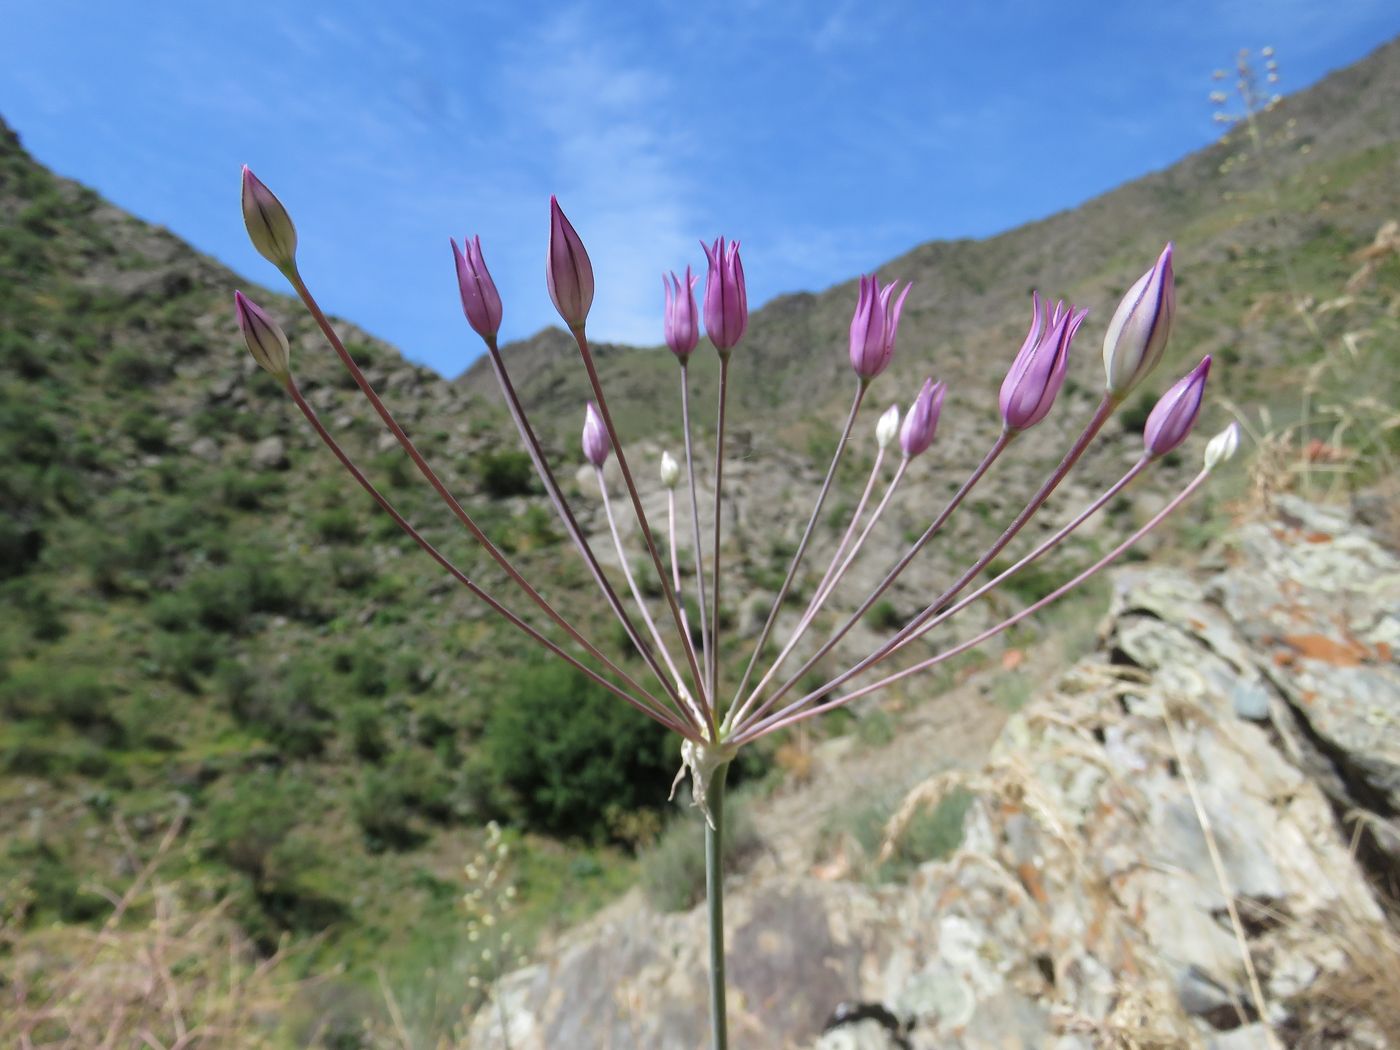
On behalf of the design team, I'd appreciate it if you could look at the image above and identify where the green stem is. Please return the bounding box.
[704,761,732,1050]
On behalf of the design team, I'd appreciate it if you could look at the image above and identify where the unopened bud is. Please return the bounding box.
[233,291,291,380]
[581,402,610,467]
[875,404,900,449]
[1203,422,1241,470]
[899,378,945,459]
[660,451,680,488]
[1103,244,1175,397]
[240,166,298,270]
[1143,356,1210,457]
[548,196,594,329]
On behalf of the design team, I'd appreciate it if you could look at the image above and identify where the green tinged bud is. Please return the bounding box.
[241,166,298,270]
[233,291,291,380]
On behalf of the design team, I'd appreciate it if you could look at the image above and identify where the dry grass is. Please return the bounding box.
[0,812,307,1050]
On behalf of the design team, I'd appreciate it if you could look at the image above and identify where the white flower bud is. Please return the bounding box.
[1203,422,1241,470]
[875,404,900,449]
[660,450,680,489]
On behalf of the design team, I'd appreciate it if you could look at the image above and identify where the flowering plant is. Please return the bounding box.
[234,169,1236,1048]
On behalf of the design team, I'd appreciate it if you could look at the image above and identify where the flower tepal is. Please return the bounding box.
[452,235,503,339]
[664,268,700,359]
[232,291,291,380]
[702,237,748,352]
[848,275,912,381]
[548,197,595,330]
[240,167,297,271]
[999,293,1086,431]
[900,378,945,458]
[1144,356,1211,457]
[581,401,611,467]
[1104,244,1175,397]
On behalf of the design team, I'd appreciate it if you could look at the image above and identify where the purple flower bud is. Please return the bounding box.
[581,401,611,467]
[240,166,297,270]
[451,235,503,339]
[899,378,946,458]
[233,291,291,379]
[848,275,912,381]
[1143,355,1211,457]
[999,292,1086,431]
[547,196,594,329]
[701,237,748,352]
[1103,244,1175,397]
[663,267,700,359]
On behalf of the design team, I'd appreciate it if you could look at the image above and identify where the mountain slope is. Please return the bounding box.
[1,34,1398,1034]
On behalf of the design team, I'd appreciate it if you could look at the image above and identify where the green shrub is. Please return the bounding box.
[877,788,973,881]
[481,660,679,840]
[203,774,306,883]
[477,450,538,498]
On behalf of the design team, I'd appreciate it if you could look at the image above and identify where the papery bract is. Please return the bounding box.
[233,291,291,379]
[1144,356,1211,457]
[899,379,945,458]
[548,197,595,329]
[581,401,611,467]
[452,235,503,339]
[1103,244,1175,397]
[240,166,298,271]
[664,268,700,359]
[702,238,747,352]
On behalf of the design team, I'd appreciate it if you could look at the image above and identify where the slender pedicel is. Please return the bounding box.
[727,381,867,723]
[735,431,1013,731]
[594,463,699,729]
[710,352,731,712]
[804,439,888,625]
[662,454,696,657]
[481,336,692,720]
[734,468,1215,743]
[680,364,713,699]
[740,455,909,724]
[573,326,713,727]
[284,380,694,738]
[280,274,688,715]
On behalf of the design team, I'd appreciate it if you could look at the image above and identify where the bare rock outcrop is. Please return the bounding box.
[469,494,1399,1049]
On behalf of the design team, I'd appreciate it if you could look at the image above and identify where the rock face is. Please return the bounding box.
[469,495,1398,1049]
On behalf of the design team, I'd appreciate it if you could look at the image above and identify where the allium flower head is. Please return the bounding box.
[548,196,595,329]
[899,378,945,458]
[240,166,297,271]
[581,401,611,467]
[232,291,291,380]
[701,237,747,352]
[848,275,912,381]
[999,292,1086,431]
[664,268,700,359]
[452,235,503,339]
[875,404,901,449]
[1103,243,1175,397]
[1144,355,1211,457]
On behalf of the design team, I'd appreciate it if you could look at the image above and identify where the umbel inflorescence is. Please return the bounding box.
[234,167,1237,1046]
[234,168,1234,776]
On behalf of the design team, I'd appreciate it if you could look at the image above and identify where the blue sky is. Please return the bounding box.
[4,1,1398,377]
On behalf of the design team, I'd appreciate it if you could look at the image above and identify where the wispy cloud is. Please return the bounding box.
[494,6,699,345]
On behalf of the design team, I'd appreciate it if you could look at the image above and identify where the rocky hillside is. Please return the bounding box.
[1,33,1398,1043]
[468,493,1400,1049]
